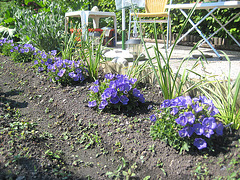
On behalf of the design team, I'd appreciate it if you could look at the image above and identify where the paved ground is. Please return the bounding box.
[109,41,240,81]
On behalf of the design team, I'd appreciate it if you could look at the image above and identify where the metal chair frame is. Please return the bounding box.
[128,0,172,47]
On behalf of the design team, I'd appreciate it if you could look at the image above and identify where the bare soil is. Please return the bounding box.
[0,55,240,180]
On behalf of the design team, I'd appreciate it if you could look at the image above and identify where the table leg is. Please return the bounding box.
[93,17,100,28]
[114,16,117,47]
[198,11,240,47]
[65,17,69,33]
[178,8,222,59]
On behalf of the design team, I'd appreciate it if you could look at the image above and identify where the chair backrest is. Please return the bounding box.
[145,0,168,13]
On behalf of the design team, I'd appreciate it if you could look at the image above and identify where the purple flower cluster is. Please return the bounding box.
[151,96,224,150]
[10,43,36,54]
[88,74,145,110]
[0,38,14,47]
[34,50,85,83]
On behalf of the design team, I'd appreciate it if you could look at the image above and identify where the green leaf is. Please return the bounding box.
[143,176,151,180]
[4,18,15,24]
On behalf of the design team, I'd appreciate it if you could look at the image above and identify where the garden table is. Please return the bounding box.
[65,11,117,46]
[166,1,240,59]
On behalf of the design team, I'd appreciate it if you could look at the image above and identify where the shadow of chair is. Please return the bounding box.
[128,0,172,47]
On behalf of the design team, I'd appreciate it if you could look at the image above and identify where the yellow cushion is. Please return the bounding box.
[130,12,168,18]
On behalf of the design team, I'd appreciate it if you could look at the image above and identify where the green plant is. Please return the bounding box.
[198,52,240,130]
[79,132,101,149]
[88,73,145,111]
[136,1,205,100]
[150,95,224,153]
[0,38,14,55]
[60,25,80,60]
[33,49,87,85]
[77,30,105,81]
[10,43,36,62]
[106,157,137,180]
[14,2,65,52]
[192,162,209,179]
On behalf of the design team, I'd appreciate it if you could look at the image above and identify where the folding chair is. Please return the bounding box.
[128,0,172,47]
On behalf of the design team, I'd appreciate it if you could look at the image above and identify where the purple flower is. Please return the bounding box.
[94,80,99,85]
[150,114,156,122]
[120,95,129,105]
[34,60,38,65]
[91,86,99,93]
[57,68,66,77]
[24,48,29,53]
[47,58,52,65]
[179,127,188,138]
[41,53,47,59]
[215,123,224,136]
[184,111,195,125]
[129,78,137,84]
[38,67,44,72]
[175,115,188,126]
[202,117,217,130]
[110,95,120,104]
[51,50,57,56]
[193,123,204,135]
[105,73,115,80]
[69,72,75,78]
[133,88,141,97]
[160,99,171,108]
[138,94,145,103]
[88,100,97,107]
[209,106,219,116]
[73,75,79,81]
[171,107,178,116]
[101,88,113,100]
[193,138,207,150]
[147,105,153,110]
[179,126,194,137]
[109,81,116,89]
[203,127,214,138]
[99,100,108,109]
[192,103,203,113]
[75,68,82,74]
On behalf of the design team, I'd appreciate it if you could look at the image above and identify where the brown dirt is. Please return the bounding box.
[0,55,240,180]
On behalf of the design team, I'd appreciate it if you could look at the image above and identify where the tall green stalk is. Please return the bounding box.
[77,30,105,81]
[199,52,240,130]
[134,0,205,99]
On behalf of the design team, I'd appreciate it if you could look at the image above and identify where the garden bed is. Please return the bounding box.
[0,54,240,180]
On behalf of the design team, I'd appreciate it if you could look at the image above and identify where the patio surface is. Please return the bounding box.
[110,41,240,81]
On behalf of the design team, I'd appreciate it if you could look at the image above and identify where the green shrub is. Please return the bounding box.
[14,2,65,52]
[10,43,36,62]
[199,53,240,130]
[150,96,224,153]
[88,73,145,111]
[0,38,14,55]
[33,50,86,85]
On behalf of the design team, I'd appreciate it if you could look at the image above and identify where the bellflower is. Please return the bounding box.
[120,95,129,105]
[193,123,204,135]
[193,138,207,150]
[175,115,188,126]
[150,95,224,152]
[88,100,97,107]
[184,111,195,125]
[215,123,224,136]
[202,117,217,130]
[88,73,145,110]
[150,114,156,122]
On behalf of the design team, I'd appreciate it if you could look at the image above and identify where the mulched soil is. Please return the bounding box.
[0,55,240,180]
